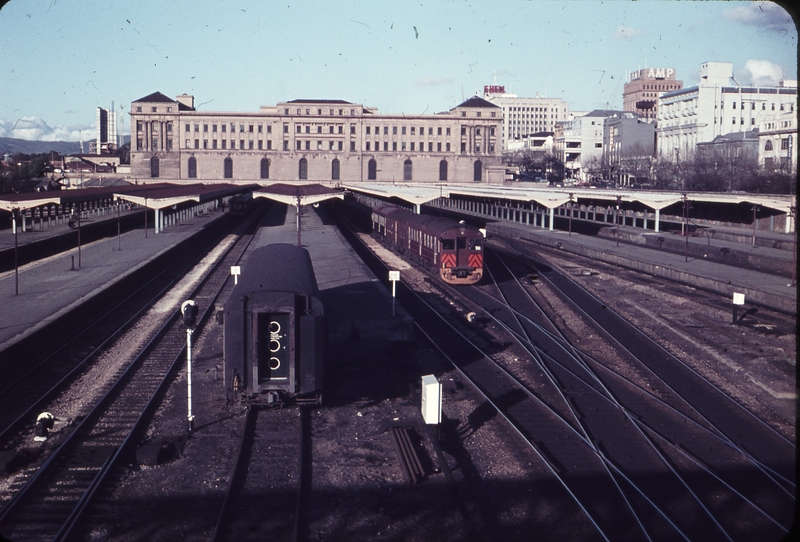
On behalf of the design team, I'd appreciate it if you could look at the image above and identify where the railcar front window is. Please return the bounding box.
[441,239,455,250]
[469,239,482,250]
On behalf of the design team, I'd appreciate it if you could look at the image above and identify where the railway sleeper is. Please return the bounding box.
[388,425,425,484]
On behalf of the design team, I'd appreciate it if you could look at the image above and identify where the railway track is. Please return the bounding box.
[332,203,795,541]
[211,406,309,542]
[0,211,264,541]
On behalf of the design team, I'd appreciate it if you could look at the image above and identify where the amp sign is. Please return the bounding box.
[631,68,675,80]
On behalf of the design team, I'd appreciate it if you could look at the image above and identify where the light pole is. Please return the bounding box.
[181,300,198,434]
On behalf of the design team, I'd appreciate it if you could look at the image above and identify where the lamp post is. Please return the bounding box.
[181,300,198,434]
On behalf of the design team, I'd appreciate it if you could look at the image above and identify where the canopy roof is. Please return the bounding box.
[254,183,344,206]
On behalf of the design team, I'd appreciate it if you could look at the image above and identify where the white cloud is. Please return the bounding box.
[0,117,92,142]
[739,59,787,85]
[612,25,643,40]
[414,76,453,87]
[723,2,795,33]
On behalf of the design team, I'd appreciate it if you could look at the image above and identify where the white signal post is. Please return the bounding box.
[732,292,745,325]
[231,265,241,285]
[181,300,198,434]
[389,270,400,317]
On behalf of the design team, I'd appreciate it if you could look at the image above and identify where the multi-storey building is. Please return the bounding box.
[656,61,797,160]
[623,67,682,120]
[96,105,119,154]
[758,107,797,173]
[555,109,623,181]
[602,112,656,186]
[482,85,570,152]
[129,93,502,183]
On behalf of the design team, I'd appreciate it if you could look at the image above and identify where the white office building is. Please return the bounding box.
[657,61,797,160]
[483,85,570,152]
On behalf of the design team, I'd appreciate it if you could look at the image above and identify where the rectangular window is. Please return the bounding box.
[428,142,433,151]
[305,140,311,150]
[203,140,208,149]
[305,126,310,133]
[410,142,415,151]
[401,126,406,135]
[267,140,272,150]
[446,127,451,135]
[284,140,289,150]
[241,139,245,148]
[384,126,389,135]
[222,125,227,133]
[338,141,343,150]
[231,140,235,149]
[212,124,217,133]
[249,141,254,150]
[461,142,466,152]
[258,140,262,150]
[411,127,415,135]
[194,139,199,149]
[446,142,450,151]
[240,125,245,132]
[258,125,262,133]
[212,140,217,149]
[222,140,227,149]
[185,139,190,148]
[297,140,302,150]
[392,142,397,151]
[351,124,356,134]
[437,127,442,135]
[401,142,406,151]
[185,123,190,132]
[267,125,272,133]
[350,141,356,151]
[366,142,371,151]
[317,141,323,150]
[384,142,389,151]
[284,124,289,133]
[437,142,442,151]
[366,126,371,135]
[318,126,323,133]
[329,141,335,150]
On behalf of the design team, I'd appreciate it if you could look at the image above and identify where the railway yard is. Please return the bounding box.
[0,195,795,542]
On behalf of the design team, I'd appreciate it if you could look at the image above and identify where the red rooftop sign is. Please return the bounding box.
[484,85,505,94]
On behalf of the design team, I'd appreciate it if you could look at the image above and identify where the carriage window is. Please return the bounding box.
[441,239,455,250]
[469,239,482,250]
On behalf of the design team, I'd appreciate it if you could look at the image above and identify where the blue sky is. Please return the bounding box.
[0,0,796,142]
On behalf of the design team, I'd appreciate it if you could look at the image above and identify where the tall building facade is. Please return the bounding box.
[96,105,119,154]
[656,61,797,159]
[555,109,623,181]
[129,93,502,183]
[483,85,569,152]
[623,67,682,120]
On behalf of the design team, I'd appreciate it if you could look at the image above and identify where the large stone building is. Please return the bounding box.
[757,107,797,173]
[623,67,683,120]
[656,61,797,160]
[129,93,502,184]
[482,85,570,152]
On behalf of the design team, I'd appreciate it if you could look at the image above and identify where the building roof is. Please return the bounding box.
[455,96,501,109]
[285,99,353,105]
[583,109,625,118]
[132,91,176,104]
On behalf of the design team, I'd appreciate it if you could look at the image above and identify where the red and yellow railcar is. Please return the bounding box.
[371,204,484,285]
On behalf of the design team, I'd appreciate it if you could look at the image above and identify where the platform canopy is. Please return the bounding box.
[0,193,61,213]
[254,183,344,206]
[114,183,259,210]
[344,182,796,215]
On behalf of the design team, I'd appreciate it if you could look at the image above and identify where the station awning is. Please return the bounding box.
[254,183,344,206]
[0,195,61,213]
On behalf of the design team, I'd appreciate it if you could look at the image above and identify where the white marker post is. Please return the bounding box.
[421,374,442,440]
[732,292,745,325]
[181,300,198,434]
[231,265,241,285]
[389,270,400,317]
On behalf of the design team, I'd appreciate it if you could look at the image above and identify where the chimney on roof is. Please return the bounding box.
[176,94,194,109]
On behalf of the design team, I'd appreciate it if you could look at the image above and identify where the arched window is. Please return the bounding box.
[473,159,482,182]
[331,158,340,180]
[224,157,233,179]
[368,159,377,180]
[403,159,412,181]
[188,156,197,178]
[260,157,270,179]
[150,156,159,178]
[439,159,448,181]
[765,140,774,151]
[299,158,308,180]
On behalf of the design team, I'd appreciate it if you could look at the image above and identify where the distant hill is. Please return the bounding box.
[0,136,131,156]
[0,137,81,156]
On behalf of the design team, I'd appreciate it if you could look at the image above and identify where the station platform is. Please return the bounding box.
[487,219,797,315]
[0,209,227,353]
[245,203,414,344]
